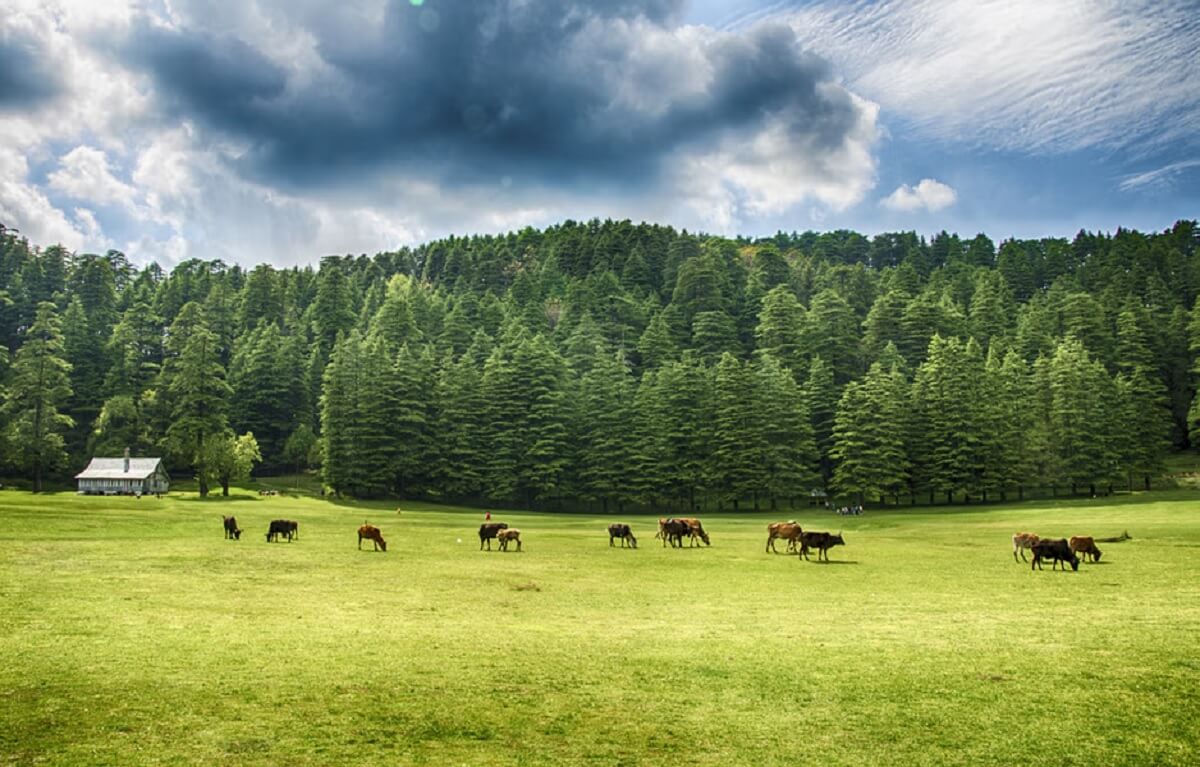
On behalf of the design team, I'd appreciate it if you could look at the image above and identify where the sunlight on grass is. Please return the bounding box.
[1,490,1197,765]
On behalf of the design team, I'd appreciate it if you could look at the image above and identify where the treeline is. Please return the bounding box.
[0,219,1196,506]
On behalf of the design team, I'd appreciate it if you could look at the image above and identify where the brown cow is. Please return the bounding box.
[358,523,387,552]
[659,518,691,548]
[1069,536,1102,563]
[222,515,242,540]
[497,528,522,552]
[1012,532,1040,563]
[677,517,710,547]
[799,531,845,562]
[766,521,803,554]
[608,523,637,548]
[479,522,508,550]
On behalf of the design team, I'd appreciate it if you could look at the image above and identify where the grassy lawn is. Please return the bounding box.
[1,489,1197,766]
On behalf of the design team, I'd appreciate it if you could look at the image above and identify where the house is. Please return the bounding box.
[75,448,170,496]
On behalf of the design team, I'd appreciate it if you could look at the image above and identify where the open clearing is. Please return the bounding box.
[1,490,1198,766]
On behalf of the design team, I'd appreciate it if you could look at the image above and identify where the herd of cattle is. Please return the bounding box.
[1012,532,1103,571]
[221,514,1109,571]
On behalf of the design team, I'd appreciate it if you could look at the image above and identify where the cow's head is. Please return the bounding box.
[1093,548,1102,562]
[1069,555,1080,571]
[629,535,637,548]
[233,529,242,540]
[832,533,846,546]
[377,539,387,552]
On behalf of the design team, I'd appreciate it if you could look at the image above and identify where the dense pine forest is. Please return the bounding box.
[0,219,1197,509]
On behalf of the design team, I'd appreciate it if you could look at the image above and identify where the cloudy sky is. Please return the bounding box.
[1,0,1197,267]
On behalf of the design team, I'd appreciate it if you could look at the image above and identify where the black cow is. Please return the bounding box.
[479,522,509,550]
[799,531,845,562]
[1031,538,1079,571]
[267,519,298,543]
[222,515,242,540]
[608,523,637,548]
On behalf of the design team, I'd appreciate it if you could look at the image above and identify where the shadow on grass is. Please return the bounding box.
[175,495,259,503]
[803,560,859,565]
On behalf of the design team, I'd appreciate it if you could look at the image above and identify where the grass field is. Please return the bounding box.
[1,488,1198,766]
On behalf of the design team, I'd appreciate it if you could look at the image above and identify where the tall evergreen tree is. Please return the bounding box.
[2,302,74,491]
[165,314,231,497]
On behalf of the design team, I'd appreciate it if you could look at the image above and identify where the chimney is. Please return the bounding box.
[123,447,130,474]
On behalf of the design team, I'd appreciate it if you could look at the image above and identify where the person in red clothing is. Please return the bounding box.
[485,511,491,521]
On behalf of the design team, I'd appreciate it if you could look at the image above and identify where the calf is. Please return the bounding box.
[1069,536,1102,563]
[799,531,845,562]
[1031,538,1079,571]
[608,523,637,548]
[1012,532,1040,563]
[222,515,242,540]
[497,528,522,552]
[358,523,387,552]
[766,521,803,554]
[266,519,298,543]
[479,522,509,550]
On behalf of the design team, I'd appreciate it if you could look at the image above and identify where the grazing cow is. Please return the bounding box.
[766,521,803,554]
[479,522,509,550]
[1012,532,1040,563]
[498,528,522,552]
[358,523,387,552]
[1069,536,1102,563]
[1031,538,1079,571]
[267,519,298,543]
[659,518,692,548]
[222,515,242,540]
[799,531,845,561]
[608,523,637,548]
[677,517,710,547]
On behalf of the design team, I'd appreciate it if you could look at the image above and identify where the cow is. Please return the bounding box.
[799,531,845,562]
[479,522,509,550]
[498,528,522,552]
[1012,532,1040,563]
[1069,536,1102,563]
[1031,538,1079,571]
[358,523,387,552]
[608,523,637,548]
[267,519,298,543]
[766,521,803,554]
[659,518,692,548]
[677,517,710,547]
[222,515,242,540]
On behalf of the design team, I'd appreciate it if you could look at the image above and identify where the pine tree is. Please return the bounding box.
[804,356,838,490]
[2,302,74,491]
[388,343,435,496]
[228,323,292,467]
[432,351,486,500]
[320,331,365,496]
[754,355,819,507]
[755,285,807,375]
[804,289,860,385]
[165,314,231,497]
[514,334,571,507]
[636,311,678,371]
[831,361,909,505]
[577,348,637,512]
[710,353,762,510]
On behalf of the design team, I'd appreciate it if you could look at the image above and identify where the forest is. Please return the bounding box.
[0,218,1197,509]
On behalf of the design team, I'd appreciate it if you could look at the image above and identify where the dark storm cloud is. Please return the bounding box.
[118,0,865,190]
[0,30,60,110]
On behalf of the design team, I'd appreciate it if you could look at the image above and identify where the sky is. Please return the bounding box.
[0,0,1197,267]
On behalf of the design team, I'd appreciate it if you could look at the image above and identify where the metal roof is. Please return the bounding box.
[75,457,164,480]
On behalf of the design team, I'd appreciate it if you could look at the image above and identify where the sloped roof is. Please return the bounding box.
[75,457,164,480]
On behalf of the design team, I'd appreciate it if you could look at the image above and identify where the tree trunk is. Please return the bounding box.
[221,478,230,496]
[199,476,209,497]
[1144,475,1150,491]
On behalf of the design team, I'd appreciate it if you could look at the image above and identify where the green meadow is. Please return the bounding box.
[1,488,1197,766]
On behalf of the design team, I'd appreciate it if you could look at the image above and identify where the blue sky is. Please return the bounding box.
[0,0,1196,266]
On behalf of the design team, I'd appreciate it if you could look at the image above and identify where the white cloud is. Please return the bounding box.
[881,178,957,212]
[48,146,141,214]
[1119,159,1200,192]
[751,0,1200,154]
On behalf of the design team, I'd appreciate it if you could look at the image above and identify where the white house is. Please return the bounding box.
[75,449,170,496]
